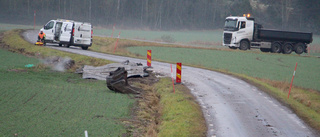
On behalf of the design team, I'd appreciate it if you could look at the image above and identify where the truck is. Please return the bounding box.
[40,19,92,50]
[223,15,313,54]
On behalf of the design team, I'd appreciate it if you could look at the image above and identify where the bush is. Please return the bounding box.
[161,35,176,43]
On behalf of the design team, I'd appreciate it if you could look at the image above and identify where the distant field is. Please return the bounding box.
[1,22,319,55]
[0,49,133,136]
[127,46,320,92]
[0,23,40,31]
[94,27,320,56]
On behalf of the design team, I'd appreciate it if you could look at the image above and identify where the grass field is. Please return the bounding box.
[127,46,320,91]
[0,49,134,136]
[1,22,319,55]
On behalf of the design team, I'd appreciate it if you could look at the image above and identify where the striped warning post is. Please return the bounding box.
[176,63,182,83]
[147,50,152,67]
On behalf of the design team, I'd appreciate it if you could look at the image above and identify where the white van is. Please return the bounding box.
[40,19,92,50]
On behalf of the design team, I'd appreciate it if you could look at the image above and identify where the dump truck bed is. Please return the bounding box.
[258,29,313,43]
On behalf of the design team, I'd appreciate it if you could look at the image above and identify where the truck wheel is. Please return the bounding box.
[59,44,62,47]
[81,46,88,50]
[294,43,305,54]
[66,44,70,48]
[271,42,282,53]
[260,48,270,52]
[239,40,249,50]
[282,43,293,54]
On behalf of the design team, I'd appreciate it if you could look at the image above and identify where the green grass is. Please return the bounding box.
[2,30,112,69]
[94,28,223,43]
[127,46,320,92]
[155,78,206,137]
[1,29,208,136]
[0,48,133,136]
[0,23,42,32]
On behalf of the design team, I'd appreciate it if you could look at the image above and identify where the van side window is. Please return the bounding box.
[240,21,246,29]
[44,21,54,30]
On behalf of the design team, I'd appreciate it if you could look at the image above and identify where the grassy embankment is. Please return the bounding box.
[1,29,206,136]
[90,35,320,131]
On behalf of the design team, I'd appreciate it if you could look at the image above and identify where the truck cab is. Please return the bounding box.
[223,16,254,50]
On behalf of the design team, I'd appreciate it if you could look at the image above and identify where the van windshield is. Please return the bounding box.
[224,19,238,31]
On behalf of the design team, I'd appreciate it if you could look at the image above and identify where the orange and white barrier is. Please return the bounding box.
[176,63,182,83]
[147,50,152,67]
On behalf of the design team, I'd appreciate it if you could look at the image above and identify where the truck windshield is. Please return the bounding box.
[224,19,238,31]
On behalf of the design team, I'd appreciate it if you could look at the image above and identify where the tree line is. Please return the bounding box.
[0,0,319,33]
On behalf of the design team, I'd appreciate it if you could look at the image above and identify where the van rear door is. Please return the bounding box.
[72,22,92,46]
[59,22,73,43]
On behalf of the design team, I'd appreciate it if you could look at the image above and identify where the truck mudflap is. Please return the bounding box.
[106,67,140,94]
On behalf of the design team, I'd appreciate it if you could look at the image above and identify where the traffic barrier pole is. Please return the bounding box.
[147,50,152,67]
[288,62,298,99]
[113,32,121,53]
[34,10,36,30]
[84,130,88,137]
[171,64,175,93]
[176,63,182,83]
[111,24,115,38]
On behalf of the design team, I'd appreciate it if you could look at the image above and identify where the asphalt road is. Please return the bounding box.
[23,30,318,137]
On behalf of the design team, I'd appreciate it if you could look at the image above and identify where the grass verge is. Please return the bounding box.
[2,29,112,70]
[156,78,206,137]
[128,75,206,137]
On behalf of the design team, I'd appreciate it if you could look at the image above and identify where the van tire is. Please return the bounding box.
[81,46,88,50]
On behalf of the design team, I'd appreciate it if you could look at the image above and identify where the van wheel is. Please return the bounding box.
[271,42,282,53]
[81,46,88,50]
[239,40,249,50]
[282,43,293,54]
[294,43,305,54]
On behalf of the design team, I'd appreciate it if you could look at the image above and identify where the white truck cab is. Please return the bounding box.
[223,16,254,49]
[40,19,92,50]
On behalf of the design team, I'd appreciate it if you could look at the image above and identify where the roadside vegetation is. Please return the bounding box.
[0,49,133,136]
[90,35,320,131]
[1,29,207,136]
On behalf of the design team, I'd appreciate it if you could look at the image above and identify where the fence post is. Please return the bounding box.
[288,62,298,99]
